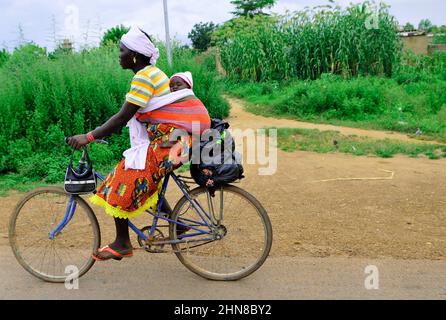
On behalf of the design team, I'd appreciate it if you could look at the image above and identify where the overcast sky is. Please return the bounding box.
[1,0,445,51]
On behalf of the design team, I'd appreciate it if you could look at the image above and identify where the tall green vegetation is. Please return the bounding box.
[230,0,276,17]
[0,49,9,67]
[219,1,402,81]
[433,35,446,45]
[418,19,433,32]
[403,22,415,32]
[431,25,446,34]
[0,42,228,183]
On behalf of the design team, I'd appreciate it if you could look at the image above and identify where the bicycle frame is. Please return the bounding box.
[49,170,221,246]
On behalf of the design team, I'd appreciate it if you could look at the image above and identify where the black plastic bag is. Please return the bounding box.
[190,119,245,187]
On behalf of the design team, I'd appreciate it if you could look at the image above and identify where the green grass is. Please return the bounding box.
[0,174,53,196]
[268,127,446,159]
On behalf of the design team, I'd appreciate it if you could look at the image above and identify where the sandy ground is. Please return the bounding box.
[0,97,445,299]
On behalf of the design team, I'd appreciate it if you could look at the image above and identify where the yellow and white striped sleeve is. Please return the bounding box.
[125,74,155,108]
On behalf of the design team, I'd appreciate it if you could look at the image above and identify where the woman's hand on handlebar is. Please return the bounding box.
[66,134,89,150]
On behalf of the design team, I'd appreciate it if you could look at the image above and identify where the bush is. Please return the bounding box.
[432,34,446,45]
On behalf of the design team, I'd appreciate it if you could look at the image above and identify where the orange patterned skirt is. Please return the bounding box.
[90,123,191,219]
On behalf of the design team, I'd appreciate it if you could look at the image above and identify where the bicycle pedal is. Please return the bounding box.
[143,245,168,253]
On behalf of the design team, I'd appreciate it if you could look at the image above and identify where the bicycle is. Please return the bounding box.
[9,140,273,282]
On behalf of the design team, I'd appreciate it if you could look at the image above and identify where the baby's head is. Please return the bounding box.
[170,72,193,92]
[202,168,213,176]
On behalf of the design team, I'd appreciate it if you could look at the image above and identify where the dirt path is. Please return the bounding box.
[226,96,444,145]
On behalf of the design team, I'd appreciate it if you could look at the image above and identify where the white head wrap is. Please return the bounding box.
[121,26,160,65]
[171,72,194,89]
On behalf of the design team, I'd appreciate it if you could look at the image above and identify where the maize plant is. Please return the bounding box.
[220,1,402,82]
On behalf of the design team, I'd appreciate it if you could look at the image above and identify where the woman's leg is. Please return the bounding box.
[94,218,133,260]
[110,217,132,251]
[109,201,172,251]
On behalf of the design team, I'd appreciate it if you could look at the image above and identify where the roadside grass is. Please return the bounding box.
[267,127,446,159]
[248,102,446,144]
[0,174,51,197]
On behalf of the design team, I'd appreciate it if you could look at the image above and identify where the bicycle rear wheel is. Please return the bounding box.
[9,187,101,283]
[170,185,272,281]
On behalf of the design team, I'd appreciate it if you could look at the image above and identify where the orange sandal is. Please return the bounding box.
[92,246,133,261]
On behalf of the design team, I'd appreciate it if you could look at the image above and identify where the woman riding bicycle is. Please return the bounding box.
[67,26,211,261]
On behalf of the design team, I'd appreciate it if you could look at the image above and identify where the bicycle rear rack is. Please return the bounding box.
[176,175,195,193]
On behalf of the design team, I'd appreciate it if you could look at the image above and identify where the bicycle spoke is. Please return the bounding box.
[170,185,272,281]
[10,188,100,282]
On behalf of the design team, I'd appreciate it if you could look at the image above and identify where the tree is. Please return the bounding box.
[188,22,217,52]
[403,22,415,32]
[212,15,276,46]
[101,25,130,46]
[431,24,446,34]
[0,49,9,67]
[418,19,433,32]
[230,0,276,17]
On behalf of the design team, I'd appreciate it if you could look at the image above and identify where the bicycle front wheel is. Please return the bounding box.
[9,187,101,283]
[170,185,273,281]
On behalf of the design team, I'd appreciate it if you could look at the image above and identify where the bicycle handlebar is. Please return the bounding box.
[64,137,109,146]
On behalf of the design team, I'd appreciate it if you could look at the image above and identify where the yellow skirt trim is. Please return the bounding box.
[89,182,163,220]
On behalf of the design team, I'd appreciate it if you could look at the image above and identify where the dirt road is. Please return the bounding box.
[1,97,445,299]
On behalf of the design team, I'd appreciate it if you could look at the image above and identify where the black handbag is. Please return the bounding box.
[64,147,97,195]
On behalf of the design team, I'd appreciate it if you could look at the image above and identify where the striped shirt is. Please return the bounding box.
[126,65,170,108]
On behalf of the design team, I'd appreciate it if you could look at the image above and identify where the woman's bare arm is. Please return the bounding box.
[67,101,140,149]
[91,102,140,139]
